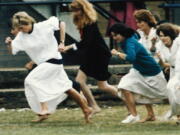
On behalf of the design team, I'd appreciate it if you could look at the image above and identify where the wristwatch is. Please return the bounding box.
[60,40,65,44]
[116,52,121,56]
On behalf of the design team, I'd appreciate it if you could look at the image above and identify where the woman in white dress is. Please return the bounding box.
[156,23,180,122]
[109,23,167,123]
[134,9,158,56]
[5,11,92,123]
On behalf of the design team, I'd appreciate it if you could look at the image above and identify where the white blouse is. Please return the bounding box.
[12,16,61,65]
[156,35,180,66]
[138,28,158,53]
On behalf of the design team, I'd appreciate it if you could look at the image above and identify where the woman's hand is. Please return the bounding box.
[25,61,36,70]
[5,37,12,45]
[151,37,157,45]
[150,37,158,52]
[58,44,74,53]
[156,52,162,59]
[164,66,170,74]
[111,49,119,56]
[58,43,65,52]
[111,49,127,60]
[5,37,13,54]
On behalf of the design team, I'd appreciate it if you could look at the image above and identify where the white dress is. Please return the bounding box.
[12,16,72,114]
[166,35,180,115]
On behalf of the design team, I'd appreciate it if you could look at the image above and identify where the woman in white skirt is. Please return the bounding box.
[5,11,92,123]
[156,23,180,122]
[109,23,167,123]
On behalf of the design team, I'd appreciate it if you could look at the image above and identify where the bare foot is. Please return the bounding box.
[139,116,156,123]
[91,106,101,115]
[32,114,48,122]
[177,115,180,120]
[176,115,180,125]
[84,108,93,123]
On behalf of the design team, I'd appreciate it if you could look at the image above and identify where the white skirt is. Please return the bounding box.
[118,68,168,104]
[167,67,180,115]
[24,62,72,114]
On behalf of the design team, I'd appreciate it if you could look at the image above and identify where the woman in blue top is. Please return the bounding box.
[110,23,167,123]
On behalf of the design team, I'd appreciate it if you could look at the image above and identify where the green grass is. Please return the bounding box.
[0,105,180,135]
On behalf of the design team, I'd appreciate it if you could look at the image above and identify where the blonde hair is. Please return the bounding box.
[134,9,157,27]
[70,0,97,29]
[12,11,36,28]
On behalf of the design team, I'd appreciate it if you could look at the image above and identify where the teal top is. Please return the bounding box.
[121,35,161,76]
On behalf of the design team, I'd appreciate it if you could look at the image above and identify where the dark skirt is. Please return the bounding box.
[79,56,111,81]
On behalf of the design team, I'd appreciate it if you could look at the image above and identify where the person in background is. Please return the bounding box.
[134,9,158,55]
[156,23,180,123]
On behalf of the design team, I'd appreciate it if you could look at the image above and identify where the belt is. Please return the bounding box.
[46,58,63,65]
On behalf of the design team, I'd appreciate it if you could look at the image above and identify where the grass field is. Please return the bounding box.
[0,105,180,135]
